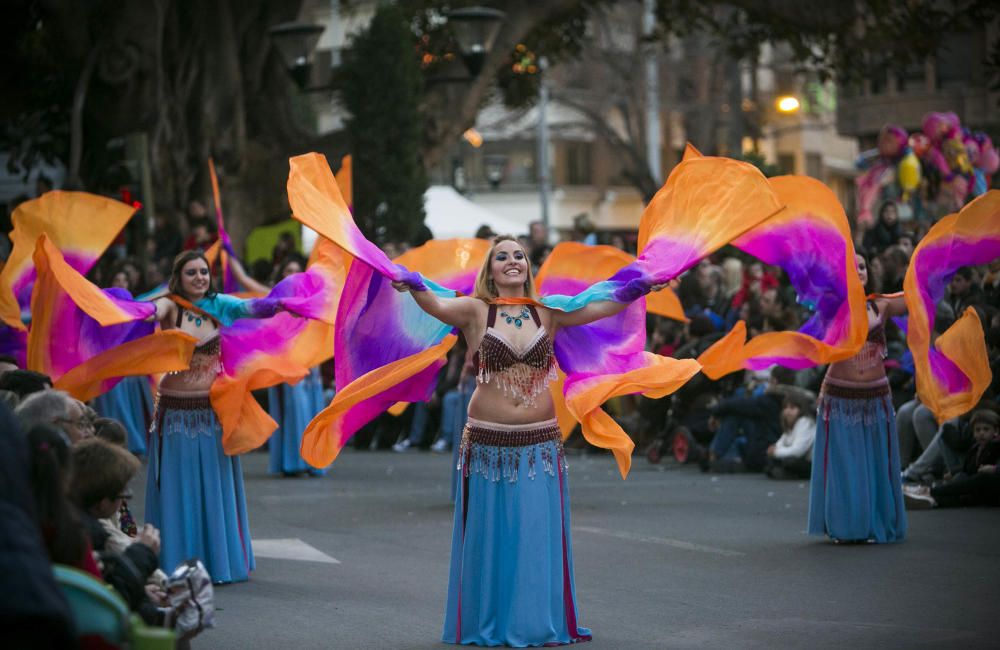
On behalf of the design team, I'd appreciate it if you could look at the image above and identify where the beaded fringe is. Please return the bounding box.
[458,420,566,483]
[478,363,558,407]
[852,340,886,373]
[151,394,219,439]
[818,392,893,426]
[477,330,557,408]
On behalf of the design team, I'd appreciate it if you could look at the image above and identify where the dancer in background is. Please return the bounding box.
[91,262,155,455]
[808,254,908,543]
[145,250,290,583]
[267,254,327,476]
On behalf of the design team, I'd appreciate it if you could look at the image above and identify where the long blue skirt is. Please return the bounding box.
[144,394,255,583]
[807,379,907,543]
[92,376,153,455]
[267,367,326,475]
[444,418,592,647]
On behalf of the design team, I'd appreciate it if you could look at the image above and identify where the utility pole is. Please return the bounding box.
[537,56,550,230]
[643,0,661,184]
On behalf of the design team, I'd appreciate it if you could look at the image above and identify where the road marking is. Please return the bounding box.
[253,538,341,564]
[573,526,745,557]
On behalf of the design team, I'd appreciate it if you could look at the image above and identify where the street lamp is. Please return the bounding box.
[776,95,801,113]
[446,6,506,77]
[268,22,326,90]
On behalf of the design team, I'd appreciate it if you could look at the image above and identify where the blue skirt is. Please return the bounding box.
[807,378,907,543]
[92,376,153,455]
[268,367,327,475]
[444,418,592,647]
[144,394,255,583]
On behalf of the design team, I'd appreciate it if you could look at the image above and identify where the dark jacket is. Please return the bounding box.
[79,510,161,624]
[962,437,1000,476]
[0,404,78,648]
[710,391,784,471]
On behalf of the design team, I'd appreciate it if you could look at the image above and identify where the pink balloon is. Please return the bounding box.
[922,111,960,144]
[963,133,981,166]
[878,124,908,158]
[925,147,951,176]
[981,146,999,175]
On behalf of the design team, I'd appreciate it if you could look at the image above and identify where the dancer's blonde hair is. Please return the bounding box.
[473,235,540,302]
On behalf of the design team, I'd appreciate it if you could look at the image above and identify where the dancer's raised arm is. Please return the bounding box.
[391,281,480,330]
[551,281,668,330]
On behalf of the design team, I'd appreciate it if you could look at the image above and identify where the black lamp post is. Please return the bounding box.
[268,22,326,90]
[446,6,505,77]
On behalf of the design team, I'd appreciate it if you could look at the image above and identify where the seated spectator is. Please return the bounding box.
[703,367,796,472]
[879,246,909,294]
[16,390,94,443]
[0,389,19,410]
[26,423,101,577]
[896,398,938,466]
[0,369,53,400]
[94,418,140,544]
[862,202,902,255]
[765,388,816,479]
[69,438,164,625]
[0,353,19,376]
[945,266,984,316]
[904,409,1000,508]
[14,420,81,647]
[730,261,777,309]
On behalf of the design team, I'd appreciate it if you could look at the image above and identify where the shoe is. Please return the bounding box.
[392,439,414,453]
[902,483,936,509]
[430,438,450,453]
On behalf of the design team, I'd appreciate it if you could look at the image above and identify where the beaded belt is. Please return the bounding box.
[155,393,213,411]
[463,418,561,447]
[820,378,890,400]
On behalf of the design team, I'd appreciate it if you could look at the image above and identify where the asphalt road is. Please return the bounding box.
[132,447,999,649]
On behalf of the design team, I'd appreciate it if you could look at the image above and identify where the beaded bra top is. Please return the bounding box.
[160,331,222,394]
[474,303,557,407]
[853,301,887,372]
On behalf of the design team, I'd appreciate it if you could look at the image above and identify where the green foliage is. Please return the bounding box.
[338,3,427,245]
[739,151,781,178]
[656,0,1000,84]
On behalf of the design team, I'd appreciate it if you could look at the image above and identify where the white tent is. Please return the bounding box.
[302,185,525,252]
[423,185,525,239]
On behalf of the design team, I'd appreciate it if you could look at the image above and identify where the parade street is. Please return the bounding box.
[133,448,997,650]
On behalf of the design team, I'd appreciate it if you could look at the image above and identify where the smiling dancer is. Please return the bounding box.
[144,250,289,583]
[393,236,668,646]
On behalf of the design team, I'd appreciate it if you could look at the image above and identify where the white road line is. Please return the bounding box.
[253,538,341,564]
[573,526,745,557]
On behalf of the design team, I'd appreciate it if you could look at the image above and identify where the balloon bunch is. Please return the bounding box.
[855,112,998,225]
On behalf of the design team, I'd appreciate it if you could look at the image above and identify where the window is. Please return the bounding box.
[805,153,823,180]
[564,142,593,186]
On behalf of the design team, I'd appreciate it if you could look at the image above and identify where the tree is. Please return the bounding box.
[1,0,330,250]
[4,0,997,251]
[339,4,427,244]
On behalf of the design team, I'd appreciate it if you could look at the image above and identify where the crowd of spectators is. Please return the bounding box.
[3,188,996,644]
[373,206,999,514]
[0,357,214,647]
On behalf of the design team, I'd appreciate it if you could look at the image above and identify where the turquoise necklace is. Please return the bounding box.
[184,310,204,327]
[499,305,531,328]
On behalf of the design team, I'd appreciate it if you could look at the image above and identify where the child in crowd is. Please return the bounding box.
[765,388,816,479]
[904,409,1000,508]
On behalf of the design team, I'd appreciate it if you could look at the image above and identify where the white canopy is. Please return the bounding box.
[302,184,525,252]
[423,185,525,239]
